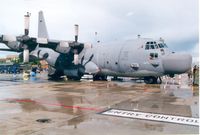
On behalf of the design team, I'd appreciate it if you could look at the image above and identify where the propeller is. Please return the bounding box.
[0,12,92,66]
[71,24,92,65]
[21,12,31,63]
[0,12,33,63]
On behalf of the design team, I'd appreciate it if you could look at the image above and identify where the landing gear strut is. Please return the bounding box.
[144,76,158,84]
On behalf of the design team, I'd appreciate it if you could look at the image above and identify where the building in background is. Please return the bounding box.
[0,58,6,63]
[6,54,19,63]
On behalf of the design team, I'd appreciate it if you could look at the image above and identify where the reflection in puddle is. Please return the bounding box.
[111,75,198,119]
[161,85,193,99]
[68,115,87,129]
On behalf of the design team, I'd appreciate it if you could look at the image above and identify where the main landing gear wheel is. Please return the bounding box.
[67,76,82,81]
[48,71,63,80]
[144,76,158,84]
[93,75,107,81]
[48,66,64,80]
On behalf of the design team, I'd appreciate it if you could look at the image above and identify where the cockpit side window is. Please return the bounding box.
[158,43,168,48]
[158,43,164,48]
[163,43,168,48]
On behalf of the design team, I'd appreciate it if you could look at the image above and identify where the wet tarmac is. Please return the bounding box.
[0,73,199,135]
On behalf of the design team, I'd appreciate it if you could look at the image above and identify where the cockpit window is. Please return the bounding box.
[146,41,168,50]
[150,45,155,49]
[158,43,164,48]
[158,43,168,48]
[145,45,149,49]
[145,41,158,50]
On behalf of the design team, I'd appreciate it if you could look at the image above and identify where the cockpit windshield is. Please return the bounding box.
[145,41,167,50]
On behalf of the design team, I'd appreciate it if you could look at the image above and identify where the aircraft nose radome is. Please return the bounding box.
[162,53,192,74]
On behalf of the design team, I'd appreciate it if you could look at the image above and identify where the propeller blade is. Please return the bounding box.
[24,12,31,36]
[23,49,29,63]
[74,24,79,42]
[2,35,17,42]
[74,53,79,65]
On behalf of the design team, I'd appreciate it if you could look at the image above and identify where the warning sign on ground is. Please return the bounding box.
[100,109,199,126]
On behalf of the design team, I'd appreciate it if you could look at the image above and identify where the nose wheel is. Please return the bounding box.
[144,76,158,84]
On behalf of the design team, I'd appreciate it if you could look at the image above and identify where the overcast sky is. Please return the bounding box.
[0,0,199,62]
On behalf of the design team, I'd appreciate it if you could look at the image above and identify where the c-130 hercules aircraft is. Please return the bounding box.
[0,11,192,84]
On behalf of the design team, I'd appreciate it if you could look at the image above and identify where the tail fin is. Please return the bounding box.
[38,11,49,39]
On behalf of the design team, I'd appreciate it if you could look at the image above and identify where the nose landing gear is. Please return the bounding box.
[144,76,158,84]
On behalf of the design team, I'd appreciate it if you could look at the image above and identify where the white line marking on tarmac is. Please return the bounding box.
[101,109,199,126]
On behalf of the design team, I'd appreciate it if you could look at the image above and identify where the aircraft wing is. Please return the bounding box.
[0,48,19,52]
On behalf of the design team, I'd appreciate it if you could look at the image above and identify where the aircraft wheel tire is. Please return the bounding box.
[67,76,81,81]
[93,75,107,81]
[144,76,158,84]
[48,71,64,80]
[48,73,62,80]
[48,66,64,80]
